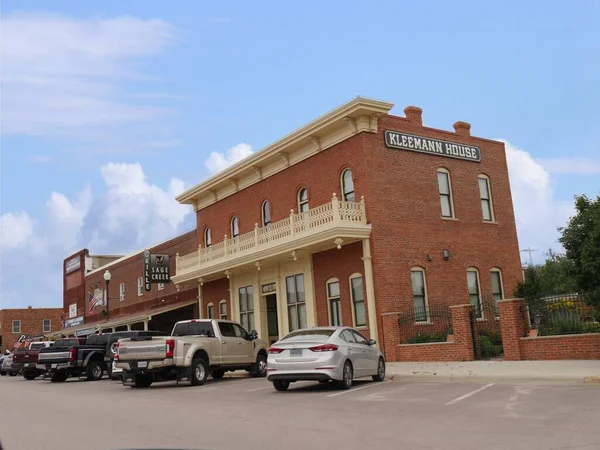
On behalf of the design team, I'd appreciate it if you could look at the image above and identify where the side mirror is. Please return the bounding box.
[248,330,258,340]
[368,339,377,346]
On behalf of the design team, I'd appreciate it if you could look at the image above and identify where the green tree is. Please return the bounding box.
[538,249,578,295]
[514,265,545,317]
[559,194,600,305]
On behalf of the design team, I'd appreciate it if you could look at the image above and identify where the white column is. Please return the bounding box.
[253,269,266,338]
[275,263,285,338]
[197,280,203,319]
[303,256,317,329]
[362,238,379,344]
[143,319,149,331]
[229,274,237,322]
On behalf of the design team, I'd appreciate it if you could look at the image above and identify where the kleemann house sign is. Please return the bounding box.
[144,250,171,291]
[384,130,481,162]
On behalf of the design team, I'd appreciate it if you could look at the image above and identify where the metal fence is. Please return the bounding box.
[397,305,453,344]
[529,294,600,336]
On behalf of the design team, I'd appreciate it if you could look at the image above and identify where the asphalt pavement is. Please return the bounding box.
[1,373,599,450]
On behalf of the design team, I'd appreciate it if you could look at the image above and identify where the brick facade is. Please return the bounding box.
[0,307,63,352]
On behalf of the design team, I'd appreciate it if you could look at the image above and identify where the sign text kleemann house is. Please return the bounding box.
[384,130,481,162]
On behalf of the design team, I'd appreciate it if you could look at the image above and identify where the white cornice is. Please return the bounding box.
[176,96,393,206]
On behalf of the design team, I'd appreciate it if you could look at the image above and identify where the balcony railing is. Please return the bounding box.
[175,194,368,279]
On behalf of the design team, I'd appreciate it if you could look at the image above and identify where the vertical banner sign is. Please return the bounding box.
[150,254,171,284]
[144,250,151,291]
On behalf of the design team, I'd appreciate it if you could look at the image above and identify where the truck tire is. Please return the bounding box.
[249,353,267,377]
[133,374,153,388]
[23,370,38,380]
[9,372,17,377]
[0,371,6,376]
[191,358,208,386]
[86,361,103,381]
[211,369,225,379]
[51,371,68,383]
[273,380,290,391]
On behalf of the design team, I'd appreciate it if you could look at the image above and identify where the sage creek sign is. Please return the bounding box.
[384,130,481,162]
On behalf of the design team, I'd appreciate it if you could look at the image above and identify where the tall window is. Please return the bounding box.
[298,187,309,213]
[204,227,212,247]
[207,303,214,319]
[327,278,341,326]
[239,286,255,331]
[119,283,125,301]
[341,169,355,202]
[286,274,306,331]
[349,274,366,327]
[262,200,271,227]
[410,268,428,322]
[231,216,239,238]
[137,277,143,296]
[12,320,21,334]
[467,268,482,317]
[478,175,494,221]
[491,269,504,303]
[219,300,227,320]
[437,169,454,218]
[43,319,51,333]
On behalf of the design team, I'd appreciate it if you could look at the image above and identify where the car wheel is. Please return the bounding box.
[337,361,353,390]
[191,358,208,386]
[51,371,68,383]
[23,370,38,380]
[211,369,225,379]
[133,374,153,388]
[273,380,290,391]
[372,357,386,382]
[86,361,103,381]
[0,371,6,376]
[9,372,17,377]
[250,353,267,377]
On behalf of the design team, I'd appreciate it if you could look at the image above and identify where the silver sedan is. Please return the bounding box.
[266,327,385,391]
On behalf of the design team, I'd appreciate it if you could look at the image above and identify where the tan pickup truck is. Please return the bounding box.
[114,319,268,388]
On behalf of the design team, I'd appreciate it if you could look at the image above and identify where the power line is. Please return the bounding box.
[520,247,539,265]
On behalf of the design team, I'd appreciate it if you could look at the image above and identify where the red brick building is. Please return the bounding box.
[60,97,522,360]
[0,307,63,352]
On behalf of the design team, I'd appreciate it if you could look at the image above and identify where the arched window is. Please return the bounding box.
[204,227,212,247]
[262,200,271,227]
[349,273,366,327]
[437,168,455,218]
[341,169,355,202]
[467,268,482,317]
[410,267,429,322]
[219,300,228,320]
[298,187,309,213]
[207,303,214,319]
[326,278,341,326]
[231,216,239,238]
[478,175,495,222]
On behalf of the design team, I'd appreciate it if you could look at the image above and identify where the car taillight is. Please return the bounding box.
[268,347,284,354]
[309,344,338,352]
[114,342,120,361]
[68,348,76,362]
[166,339,175,358]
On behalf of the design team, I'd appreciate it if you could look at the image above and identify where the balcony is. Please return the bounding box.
[172,194,371,284]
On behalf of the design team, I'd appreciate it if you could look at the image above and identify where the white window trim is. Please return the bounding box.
[219,299,228,320]
[43,319,51,333]
[437,168,455,219]
[410,267,431,324]
[204,227,212,247]
[348,273,366,328]
[231,216,239,238]
[297,187,309,213]
[341,169,355,202]
[207,302,215,319]
[137,277,143,297]
[157,282,165,291]
[467,267,483,318]
[326,277,341,326]
[261,200,271,227]
[12,320,21,334]
[119,282,125,301]
[478,175,495,222]
[490,268,505,300]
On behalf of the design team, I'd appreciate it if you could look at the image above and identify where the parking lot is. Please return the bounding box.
[1,375,599,450]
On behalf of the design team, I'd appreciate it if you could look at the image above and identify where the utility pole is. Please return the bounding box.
[520,247,539,265]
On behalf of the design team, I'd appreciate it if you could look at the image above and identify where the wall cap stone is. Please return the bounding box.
[520,333,600,341]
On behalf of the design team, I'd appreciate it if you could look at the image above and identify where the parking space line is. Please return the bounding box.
[248,386,272,392]
[445,383,494,405]
[326,382,385,397]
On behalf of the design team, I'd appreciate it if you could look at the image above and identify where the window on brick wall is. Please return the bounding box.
[490,269,504,305]
[157,283,164,291]
[119,283,125,301]
[219,300,227,320]
[349,274,366,327]
[437,168,455,218]
[478,175,495,222]
[239,286,255,331]
[326,278,342,326]
[341,169,355,202]
[204,227,212,247]
[137,277,143,296]
[261,201,271,228]
[298,187,309,213]
[43,319,51,333]
[207,303,214,319]
[286,274,306,331]
[410,268,429,322]
[467,268,482,317]
[231,216,239,238]
[12,320,21,334]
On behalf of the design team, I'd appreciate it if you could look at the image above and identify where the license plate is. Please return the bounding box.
[138,361,148,368]
[290,349,303,356]
[51,364,57,369]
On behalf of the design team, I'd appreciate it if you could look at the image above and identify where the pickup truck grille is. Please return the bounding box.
[39,352,70,361]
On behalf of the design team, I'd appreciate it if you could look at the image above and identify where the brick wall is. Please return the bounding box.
[520,334,600,360]
[63,249,88,318]
[202,278,230,319]
[0,307,63,352]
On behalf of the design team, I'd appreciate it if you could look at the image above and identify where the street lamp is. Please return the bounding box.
[103,270,112,322]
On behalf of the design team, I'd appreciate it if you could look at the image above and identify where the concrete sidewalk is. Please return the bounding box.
[386,360,600,384]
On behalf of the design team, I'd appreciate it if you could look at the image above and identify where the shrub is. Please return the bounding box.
[582,322,600,333]
[407,332,447,344]
[479,329,502,346]
[539,308,584,335]
[479,332,503,359]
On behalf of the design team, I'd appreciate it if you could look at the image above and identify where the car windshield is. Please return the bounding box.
[172,322,214,337]
[53,339,79,348]
[29,343,46,350]
[280,330,335,341]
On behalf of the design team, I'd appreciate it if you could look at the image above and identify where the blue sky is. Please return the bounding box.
[1,0,599,308]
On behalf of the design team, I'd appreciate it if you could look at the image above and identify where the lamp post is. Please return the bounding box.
[103,270,112,322]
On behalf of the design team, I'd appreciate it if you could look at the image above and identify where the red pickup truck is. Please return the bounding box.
[12,341,54,380]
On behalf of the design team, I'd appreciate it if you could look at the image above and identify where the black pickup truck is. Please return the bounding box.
[37,336,108,382]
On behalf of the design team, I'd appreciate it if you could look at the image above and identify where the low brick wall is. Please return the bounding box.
[396,340,472,361]
[520,333,600,360]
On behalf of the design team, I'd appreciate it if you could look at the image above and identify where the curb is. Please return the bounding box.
[387,373,596,385]
[584,377,600,384]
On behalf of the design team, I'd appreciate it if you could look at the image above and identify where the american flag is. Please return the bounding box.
[88,291,99,314]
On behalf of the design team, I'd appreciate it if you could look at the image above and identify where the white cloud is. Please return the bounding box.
[503,140,575,262]
[537,157,600,175]
[1,12,175,137]
[0,212,35,249]
[27,154,54,163]
[204,143,254,174]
